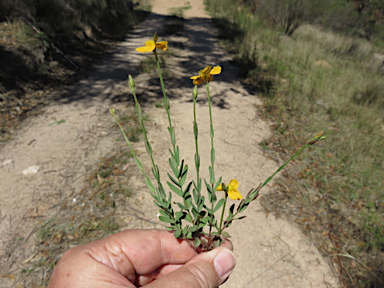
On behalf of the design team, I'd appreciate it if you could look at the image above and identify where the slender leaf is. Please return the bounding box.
[159,210,170,217]
[175,211,185,222]
[179,165,188,187]
[174,229,182,238]
[189,225,198,232]
[176,202,188,210]
[193,122,198,139]
[192,208,199,219]
[145,178,155,194]
[185,195,192,209]
[168,173,180,187]
[134,157,143,171]
[159,216,174,224]
[210,147,215,165]
[229,204,235,216]
[213,198,225,213]
[209,166,215,185]
[168,192,172,204]
[178,159,185,178]
[182,226,188,236]
[238,203,249,213]
[168,127,175,146]
[200,195,205,205]
[169,158,178,177]
[153,201,163,209]
[175,146,180,165]
[184,182,193,195]
[213,177,222,192]
[185,213,193,223]
[205,180,213,202]
[145,140,153,155]
[224,220,233,228]
[192,188,198,204]
[167,181,183,197]
[198,200,205,213]
[194,238,201,248]
[195,153,200,169]
[221,231,231,239]
[205,205,213,214]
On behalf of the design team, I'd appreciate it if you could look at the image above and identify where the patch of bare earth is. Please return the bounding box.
[0,0,339,287]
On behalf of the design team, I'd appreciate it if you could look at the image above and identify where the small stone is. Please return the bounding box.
[22,165,39,175]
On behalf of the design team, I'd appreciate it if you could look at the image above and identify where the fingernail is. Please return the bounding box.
[214,249,236,280]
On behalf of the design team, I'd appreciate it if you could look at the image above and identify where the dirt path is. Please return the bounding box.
[0,0,339,287]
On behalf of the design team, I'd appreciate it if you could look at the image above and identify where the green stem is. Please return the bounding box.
[219,194,228,233]
[131,90,157,175]
[206,83,215,174]
[193,86,201,191]
[153,49,192,222]
[260,143,310,189]
[110,111,156,195]
[153,49,175,152]
[206,83,216,237]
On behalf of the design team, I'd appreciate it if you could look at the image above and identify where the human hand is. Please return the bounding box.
[47,229,235,288]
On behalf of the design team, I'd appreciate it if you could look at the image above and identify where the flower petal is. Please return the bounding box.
[136,46,153,53]
[156,41,168,51]
[136,39,156,53]
[228,179,239,190]
[193,78,203,85]
[205,74,213,83]
[228,189,242,200]
[210,66,222,75]
[200,66,212,75]
[190,75,200,79]
[145,39,155,47]
[217,184,223,191]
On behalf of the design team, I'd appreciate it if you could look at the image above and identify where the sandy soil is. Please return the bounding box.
[0,0,339,287]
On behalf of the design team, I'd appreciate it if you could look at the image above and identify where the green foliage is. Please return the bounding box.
[257,0,329,36]
[235,0,384,40]
[1,0,145,41]
[0,0,149,96]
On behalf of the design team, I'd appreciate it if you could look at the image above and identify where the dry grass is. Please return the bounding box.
[205,0,384,287]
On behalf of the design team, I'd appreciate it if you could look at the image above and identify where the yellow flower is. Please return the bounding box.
[136,39,168,53]
[217,179,242,200]
[190,66,222,85]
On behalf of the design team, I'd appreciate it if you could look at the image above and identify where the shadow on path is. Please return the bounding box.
[58,12,255,110]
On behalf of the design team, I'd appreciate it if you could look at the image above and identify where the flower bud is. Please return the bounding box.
[153,32,158,42]
[193,85,198,100]
[128,74,135,91]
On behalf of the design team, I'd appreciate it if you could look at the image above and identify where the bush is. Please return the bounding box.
[240,0,328,36]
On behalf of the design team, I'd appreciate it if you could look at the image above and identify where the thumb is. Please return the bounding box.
[147,247,236,288]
